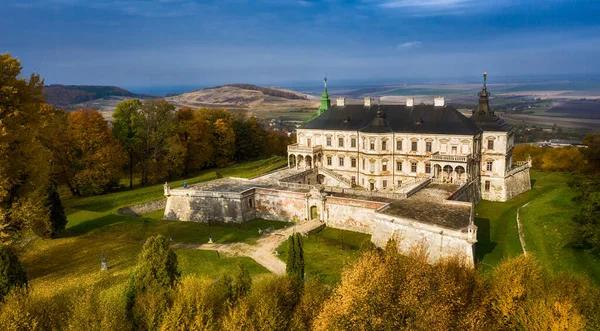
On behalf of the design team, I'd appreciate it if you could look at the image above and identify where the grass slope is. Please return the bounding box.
[276,227,371,284]
[476,171,600,286]
[21,157,286,300]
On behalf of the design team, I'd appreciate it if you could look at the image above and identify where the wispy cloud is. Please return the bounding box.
[396,41,422,50]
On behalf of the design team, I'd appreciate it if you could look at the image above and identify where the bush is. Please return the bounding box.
[68,289,130,331]
[0,246,28,301]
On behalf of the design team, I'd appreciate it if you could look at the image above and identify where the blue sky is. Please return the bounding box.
[2,0,599,90]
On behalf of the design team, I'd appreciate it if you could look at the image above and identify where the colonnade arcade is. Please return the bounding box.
[288,153,323,170]
[432,163,468,184]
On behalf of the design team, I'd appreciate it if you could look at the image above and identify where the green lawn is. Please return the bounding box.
[476,171,600,286]
[276,227,371,285]
[518,172,600,286]
[21,158,286,300]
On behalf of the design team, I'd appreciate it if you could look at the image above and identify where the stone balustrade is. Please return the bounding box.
[430,152,471,163]
[287,143,323,154]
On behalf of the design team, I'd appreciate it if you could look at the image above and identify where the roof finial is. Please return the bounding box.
[483,72,487,88]
[324,77,327,89]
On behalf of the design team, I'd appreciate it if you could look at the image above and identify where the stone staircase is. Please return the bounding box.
[318,167,353,188]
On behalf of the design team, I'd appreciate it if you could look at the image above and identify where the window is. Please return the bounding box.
[441,143,447,152]
[339,157,345,167]
[351,138,356,148]
[326,136,332,146]
[383,180,388,188]
[485,180,491,191]
[411,141,418,152]
[351,176,356,186]
[425,163,431,174]
[351,158,357,168]
[396,161,402,171]
[451,146,457,154]
[426,142,432,152]
[396,140,402,151]
[370,140,375,150]
[248,198,253,207]
[382,161,388,172]
[382,140,387,151]
[370,182,375,190]
[362,158,365,169]
[488,140,494,150]
[307,138,311,147]
[338,137,344,147]
[397,180,402,187]
[327,156,332,166]
[370,160,375,172]
[411,162,417,173]
[486,161,493,171]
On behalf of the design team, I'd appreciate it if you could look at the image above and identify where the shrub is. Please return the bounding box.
[0,245,28,301]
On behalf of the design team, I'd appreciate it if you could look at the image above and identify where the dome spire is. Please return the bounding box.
[318,77,331,115]
[476,72,492,116]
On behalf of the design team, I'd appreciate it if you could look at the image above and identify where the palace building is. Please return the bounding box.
[289,74,531,202]
[163,74,531,265]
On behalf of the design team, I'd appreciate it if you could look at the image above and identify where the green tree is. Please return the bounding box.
[126,235,180,313]
[113,99,142,189]
[0,53,51,244]
[32,180,67,238]
[583,131,600,171]
[138,100,176,185]
[0,245,28,301]
[295,233,305,280]
[231,262,252,301]
[286,234,298,277]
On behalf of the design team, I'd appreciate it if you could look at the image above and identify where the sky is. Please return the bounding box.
[2,0,600,92]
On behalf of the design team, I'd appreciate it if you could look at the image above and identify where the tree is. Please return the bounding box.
[583,132,600,171]
[0,53,51,244]
[0,245,28,301]
[175,108,214,176]
[126,235,180,313]
[295,233,305,280]
[61,110,126,195]
[113,99,142,189]
[137,100,176,185]
[32,180,67,238]
[231,262,252,301]
[291,277,331,330]
[286,234,298,278]
[212,118,236,167]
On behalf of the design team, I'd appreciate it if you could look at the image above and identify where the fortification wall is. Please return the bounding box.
[164,191,244,223]
[324,196,388,234]
[118,199,166,217]
[252,188,307,221]
[505,168,532,201]
[371,214,475,265]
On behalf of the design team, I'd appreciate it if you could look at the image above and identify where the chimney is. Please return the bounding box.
[364,97,372,107]
[406,97,414,107]
[336,97,346,107]
[434,96,445,107]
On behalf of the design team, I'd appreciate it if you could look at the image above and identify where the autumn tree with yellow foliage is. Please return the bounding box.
[0,53,52,243]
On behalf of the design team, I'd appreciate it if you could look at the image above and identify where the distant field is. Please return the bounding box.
[547,99,600,119]
[502,113,600,129]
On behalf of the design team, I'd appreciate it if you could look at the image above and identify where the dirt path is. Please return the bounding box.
[173,219,324,275]
[516,202,531,255]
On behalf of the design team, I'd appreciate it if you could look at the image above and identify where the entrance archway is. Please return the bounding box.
[288,154,296,168]
[455,166,466,181]
[310,205,319,220]
[306,155,313,169]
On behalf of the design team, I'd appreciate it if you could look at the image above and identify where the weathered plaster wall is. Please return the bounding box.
[252,189,307,221]
[371,214,475,265]
[164,191,244,223]
[324,196,388,234]
[505,168,531,201]
[480,176,506,202]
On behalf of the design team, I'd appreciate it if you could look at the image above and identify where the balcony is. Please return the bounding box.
[288,144,323,154]
[430,152,471,163]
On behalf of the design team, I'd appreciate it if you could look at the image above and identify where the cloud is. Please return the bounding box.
[396,41,422,50]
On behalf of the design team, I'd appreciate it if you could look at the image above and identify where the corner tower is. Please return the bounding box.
[318,77,331,115]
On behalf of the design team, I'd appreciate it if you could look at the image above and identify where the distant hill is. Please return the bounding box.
[43,84,153,108]
[166,84,319,112]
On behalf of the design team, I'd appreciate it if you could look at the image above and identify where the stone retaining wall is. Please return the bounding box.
[117,199,167,217]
